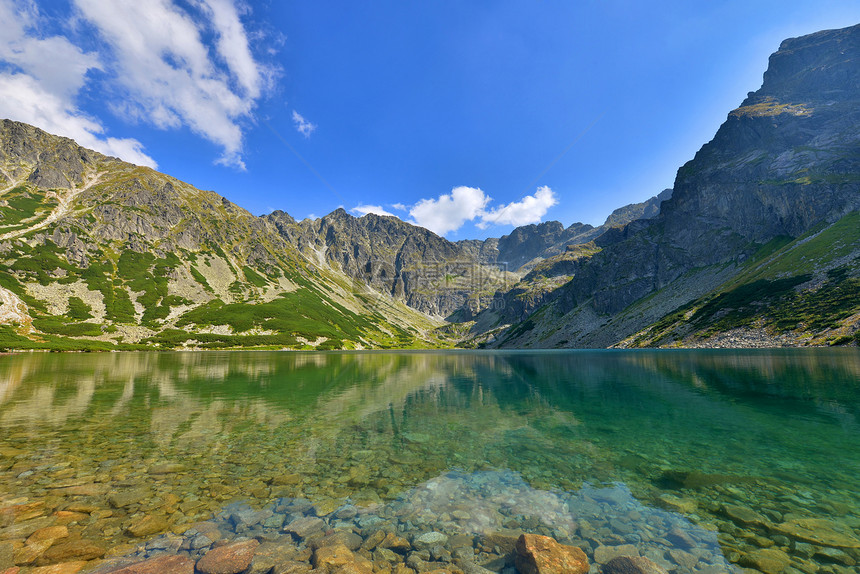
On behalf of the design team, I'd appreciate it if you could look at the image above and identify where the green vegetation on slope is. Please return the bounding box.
[627,211,860,346]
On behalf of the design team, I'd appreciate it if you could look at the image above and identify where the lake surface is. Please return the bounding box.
[1,350,859,574]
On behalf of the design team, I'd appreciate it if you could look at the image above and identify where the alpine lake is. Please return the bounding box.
[1,350,859,574]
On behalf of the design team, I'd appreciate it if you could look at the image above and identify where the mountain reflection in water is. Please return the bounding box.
[0,350,859,573]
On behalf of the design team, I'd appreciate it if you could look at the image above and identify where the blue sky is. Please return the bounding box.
[1,1,858,239]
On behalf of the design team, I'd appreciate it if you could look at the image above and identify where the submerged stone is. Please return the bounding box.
[721,503,770,528]
[603,556,669,574]
[739,548,792,574]
[39,539,105,564]
[196,539,259,574]
[594,545,639,564]
[28,562,88,574]
[126,515,168,538]
[414,532,448,550]
[101,554,195,573]
[515,533,588,574]
[773,518,860,548]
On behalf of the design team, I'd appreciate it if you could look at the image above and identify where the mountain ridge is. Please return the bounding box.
[1,23,858,350]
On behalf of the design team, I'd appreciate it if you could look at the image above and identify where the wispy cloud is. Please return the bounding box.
[391,203,407,211]
[292,110,316,138]
[351,204,394,217]
[0,0,156,167]
[74,0,273,169]
[478,186,558,229]
[0,0,273,169]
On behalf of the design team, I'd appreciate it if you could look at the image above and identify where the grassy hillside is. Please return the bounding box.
[0,123,446,351]
[619,211,860,347]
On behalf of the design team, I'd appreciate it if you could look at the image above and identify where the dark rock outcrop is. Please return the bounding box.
[492,23,860,347]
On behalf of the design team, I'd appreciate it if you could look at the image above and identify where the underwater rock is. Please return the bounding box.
[721,504,769,528]
[414,532,449,550]
[658,470,755,489]
[196,539,259,574]
[594,544,639,564]
[515,533,589,574]
[313,543,355,569]
[28,562,88,574]
[101,554,195,573]
[38,539,105,564]
[739,548,791,574]
[284,516,325,539]
[772,518,860,548]
[602,556,669,574]
[126,515,169,538]
[108,488,150,509]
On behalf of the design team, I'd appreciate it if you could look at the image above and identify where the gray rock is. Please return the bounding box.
[413,531,449,550]
[603,556,670,574]
[284,516,325,539]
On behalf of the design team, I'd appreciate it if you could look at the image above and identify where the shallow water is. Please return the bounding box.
[1,350,859,573]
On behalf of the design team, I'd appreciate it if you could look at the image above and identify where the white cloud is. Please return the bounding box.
[391,203,407,211]
[351,204,395,217]
[0,74,157,167]
[408,186,490,236]
[72,0,271,169]
[292,110,316,138]
[478,186,558,229]
[195,0,266,98]
[405,185,560,236]
[0,0,155,167]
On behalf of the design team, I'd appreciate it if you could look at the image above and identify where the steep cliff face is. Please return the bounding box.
[491,24,860,348]
[267,208,511,317]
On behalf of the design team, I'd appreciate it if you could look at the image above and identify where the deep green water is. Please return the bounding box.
[1,350,859,573]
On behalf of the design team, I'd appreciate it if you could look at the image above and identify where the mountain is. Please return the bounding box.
[1,23,858,351]
[0,120,444,351]
[477,23,860,349]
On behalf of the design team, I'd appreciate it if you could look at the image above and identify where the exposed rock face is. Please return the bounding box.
[0,120,110,187]
[493,23,860,347]
[492,221,598,270]
[602,189,672,228]
[268,208,512,317]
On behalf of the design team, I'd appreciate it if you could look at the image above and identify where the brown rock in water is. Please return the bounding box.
[14,540,54,565]
[108,488,150,509]
[29,562,89,574]
[721,504,770,528]
[481,530,522,555]
[773,518,860,548]
[39,540,105,564]
[125,515,169,538]
[197,539,260,574]
[515,533,589,574]
[332,555,374,574]
[53,512,89,526]
[593,544,639,564]
[0,501,45,524]
[311,530,363,551]
[102,554,195,573]
[313,544,354,569]
[284,516,325,539]
[378,532,411,553]
[250,539,308,574]
[739,548,792,574]
[603,556,669,574]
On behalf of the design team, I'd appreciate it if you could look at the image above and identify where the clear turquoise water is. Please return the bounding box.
[1,350,859,573]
